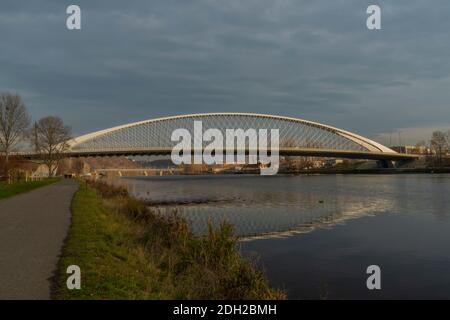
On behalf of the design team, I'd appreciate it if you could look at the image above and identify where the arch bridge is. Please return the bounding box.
[65,113,415,162]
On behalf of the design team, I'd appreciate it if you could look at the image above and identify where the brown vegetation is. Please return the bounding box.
[55,179,285,299]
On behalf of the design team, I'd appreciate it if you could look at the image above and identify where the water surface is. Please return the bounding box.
[116,174,450,299]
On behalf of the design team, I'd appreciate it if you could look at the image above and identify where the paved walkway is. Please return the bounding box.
[0,179,78,299]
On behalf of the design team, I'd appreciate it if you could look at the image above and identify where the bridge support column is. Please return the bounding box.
[376,160,394,168]
[396,158,415,168]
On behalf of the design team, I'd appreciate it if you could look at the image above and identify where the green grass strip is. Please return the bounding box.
[54,182,285,300]
[0,178,60,200]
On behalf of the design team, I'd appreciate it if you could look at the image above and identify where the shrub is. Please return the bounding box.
[83,178,285,300]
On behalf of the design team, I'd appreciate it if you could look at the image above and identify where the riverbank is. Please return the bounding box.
[283,167,450,175]
[53,179,284,299]
[0,178,60,200]
[119,167,450,177]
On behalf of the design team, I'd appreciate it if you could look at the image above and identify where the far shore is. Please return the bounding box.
[283,167,450,175]
[110,167,450,178]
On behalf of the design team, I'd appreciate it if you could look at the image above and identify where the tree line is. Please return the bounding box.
[429,130,450,166]
[0,92,71,181]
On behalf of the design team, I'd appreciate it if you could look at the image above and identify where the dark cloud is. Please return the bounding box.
[1,0,450,143]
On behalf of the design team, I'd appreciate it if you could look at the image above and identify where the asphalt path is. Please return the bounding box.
[0,179,78,299]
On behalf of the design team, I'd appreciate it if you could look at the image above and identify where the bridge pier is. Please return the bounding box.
[376,160,394,168]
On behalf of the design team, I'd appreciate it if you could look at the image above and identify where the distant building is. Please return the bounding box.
[323,158,344,167]
[391,145,431,155]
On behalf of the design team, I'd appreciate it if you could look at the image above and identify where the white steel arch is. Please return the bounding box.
[69,112,395,154]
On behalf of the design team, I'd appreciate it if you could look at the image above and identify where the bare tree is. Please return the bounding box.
[0,92,30,180]
[446,130,450,151]
[430,131,448,167]
[31,116,71,177]
[72,158,86,176]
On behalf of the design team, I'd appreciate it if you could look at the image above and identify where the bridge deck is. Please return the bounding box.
[15,148,418,161]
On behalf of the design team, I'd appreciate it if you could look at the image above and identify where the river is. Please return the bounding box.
[112,174,450,299]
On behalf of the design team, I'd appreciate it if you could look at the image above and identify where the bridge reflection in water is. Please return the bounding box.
[110,175,395,240]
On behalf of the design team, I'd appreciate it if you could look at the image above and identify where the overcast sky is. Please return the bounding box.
[1,0,450,144]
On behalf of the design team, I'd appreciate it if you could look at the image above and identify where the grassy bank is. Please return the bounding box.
[0,178,60,200]
[54,180,284,300]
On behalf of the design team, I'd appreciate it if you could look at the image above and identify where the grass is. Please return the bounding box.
[0,178,60,200]
[54,180,285,300]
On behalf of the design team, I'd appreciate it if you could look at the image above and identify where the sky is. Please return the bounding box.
[1,0,450,145]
